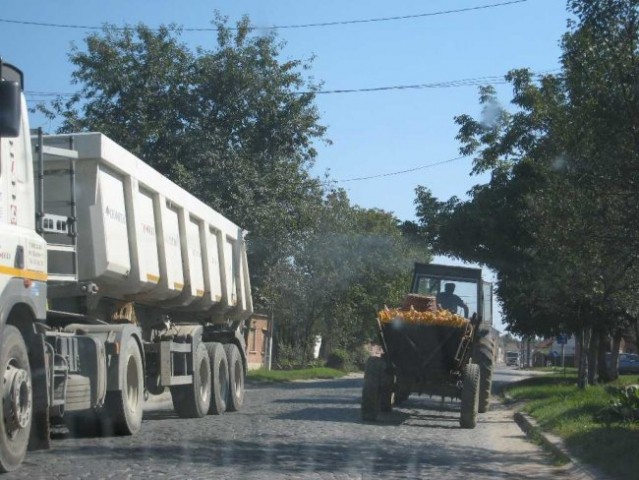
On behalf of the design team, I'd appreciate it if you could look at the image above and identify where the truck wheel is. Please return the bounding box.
[361,357,383,421]
[460,362,480,429]
[104,336,144,435]
[171,342,211,418]
[206,343,228,415]
[474,333,495,413]
[223,344,244,412]
[0,326,32,472]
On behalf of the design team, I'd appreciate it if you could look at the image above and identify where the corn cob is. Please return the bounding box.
[377,305,469,328]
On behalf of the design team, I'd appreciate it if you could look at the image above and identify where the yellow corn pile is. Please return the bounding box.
[378,305,469,328]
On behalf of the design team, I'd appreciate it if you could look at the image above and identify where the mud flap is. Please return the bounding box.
[28,334,50,451]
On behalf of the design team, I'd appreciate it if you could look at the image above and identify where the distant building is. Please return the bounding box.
[534,335,575,367]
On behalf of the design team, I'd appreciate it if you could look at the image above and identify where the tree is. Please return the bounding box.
[414,0,639,386]
[265,190,429,367]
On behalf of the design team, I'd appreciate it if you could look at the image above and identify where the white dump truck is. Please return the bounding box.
[0,61,253,471]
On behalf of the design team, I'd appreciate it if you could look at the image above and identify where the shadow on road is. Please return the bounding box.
[247,377,363,391]
[43,434,561,479]
[273,395,359,405]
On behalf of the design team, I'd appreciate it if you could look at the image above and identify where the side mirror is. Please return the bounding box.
[0,80,21,137]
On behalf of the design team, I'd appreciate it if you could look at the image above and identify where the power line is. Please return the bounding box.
[25,91,69,97]
[0,1,528,32]
[312,69,559,95]
[24,70,558,100]
[312,76,509,95]
[252,1,528,30]
[336,156,469,183]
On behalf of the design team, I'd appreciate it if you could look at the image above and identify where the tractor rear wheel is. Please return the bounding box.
[474,332,495,413]
[361,357,384,421]
[460,362,480,429]
[395,377,411,405]
[379,365,395,412]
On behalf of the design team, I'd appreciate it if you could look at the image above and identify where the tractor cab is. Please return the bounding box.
[410,263,493,326]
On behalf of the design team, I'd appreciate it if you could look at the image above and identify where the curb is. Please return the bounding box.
[511,408,613,480]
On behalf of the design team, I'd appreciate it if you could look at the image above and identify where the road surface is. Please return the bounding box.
[5,366,579,479]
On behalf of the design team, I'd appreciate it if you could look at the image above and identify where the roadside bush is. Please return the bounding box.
[596,384,639,424]
[276,341,311,370]
[325,349,351,371]
[353,345,371,370]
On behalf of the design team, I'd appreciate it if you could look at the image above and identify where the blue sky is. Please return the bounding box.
[2,0,568,220]
[1,0,571,330]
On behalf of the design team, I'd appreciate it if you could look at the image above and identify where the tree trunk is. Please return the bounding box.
[587,329,599,385]
[597,332,612,383]
[606,332,623,382]
[577,327,590,389]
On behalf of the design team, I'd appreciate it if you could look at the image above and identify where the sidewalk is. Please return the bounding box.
[508,400,614,480]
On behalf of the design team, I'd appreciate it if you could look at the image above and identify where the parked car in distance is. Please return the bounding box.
[618,353,639,375]
[606,352,639,375]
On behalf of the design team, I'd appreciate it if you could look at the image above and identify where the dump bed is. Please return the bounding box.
[381,321,474,376]
[38,132,252,320]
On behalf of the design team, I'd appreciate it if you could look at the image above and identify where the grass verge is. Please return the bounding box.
[504,373,639,479]
[247,367,347,383]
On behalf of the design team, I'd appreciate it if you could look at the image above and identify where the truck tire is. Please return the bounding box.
[0,326,32,472]
[223,344,244,412]
[474,333,495,413]
[206,343,229,415]
[460,362,480,429]
[171,342,212,418]
[361,357,383,421]
[104,336,144,435]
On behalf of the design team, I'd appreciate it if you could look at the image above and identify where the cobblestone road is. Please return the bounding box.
[6,369,580,480]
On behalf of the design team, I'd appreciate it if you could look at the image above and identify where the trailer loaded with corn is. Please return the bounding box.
[361,263,496,428]
[0,61,253,471]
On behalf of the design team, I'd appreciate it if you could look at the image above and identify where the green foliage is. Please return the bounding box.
[352,345,371,370]
[274,341,313,370]
[247,367,345,383]
[505,373,639,479]
[267,190,429,367]
[323,346,369,371]
[597,384,639,424]
[325,348,351,371]
[413,1,639,388]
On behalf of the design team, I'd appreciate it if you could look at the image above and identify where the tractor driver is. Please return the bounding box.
[436,283,469,317]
